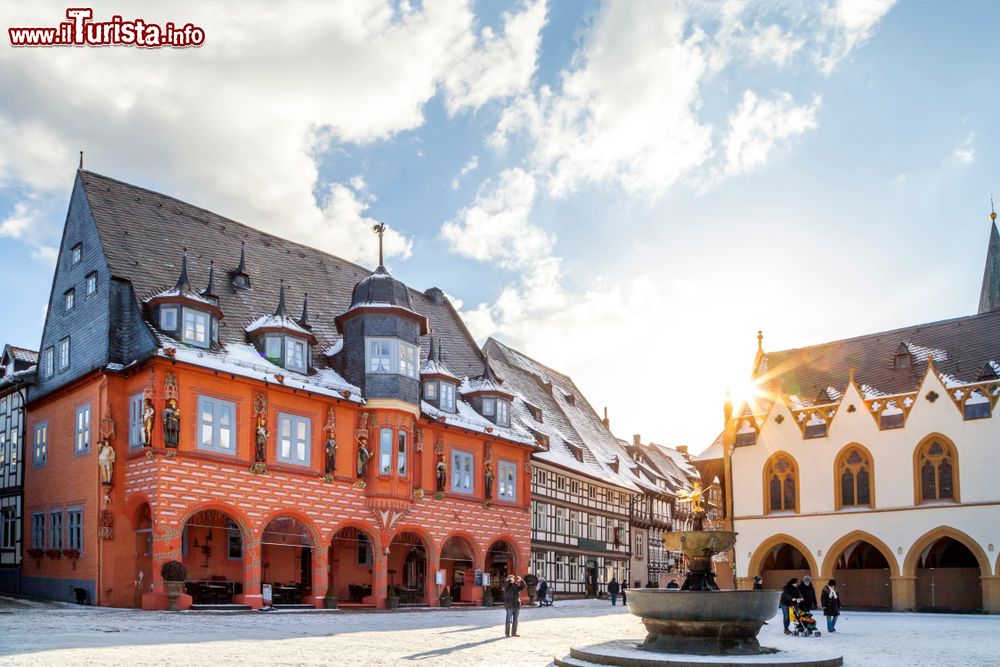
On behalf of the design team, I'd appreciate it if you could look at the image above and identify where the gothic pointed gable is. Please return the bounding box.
[979,221,1000,314]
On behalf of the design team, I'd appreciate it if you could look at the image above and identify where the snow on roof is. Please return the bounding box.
[324,340,344,357]
[0,366,35,389]
[905,342,948,362]
[161,340,362,402]
[460,375,507,395]
[420,358,459,381]
[144,287,217,306]
[421,399,535,445]
[246,313,311,336]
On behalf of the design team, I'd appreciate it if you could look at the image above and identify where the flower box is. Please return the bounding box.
[44,549,63,559]
[27,548,44,560]
[63,549,81,560]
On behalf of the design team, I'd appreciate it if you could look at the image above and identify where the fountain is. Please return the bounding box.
[553,484,843,667]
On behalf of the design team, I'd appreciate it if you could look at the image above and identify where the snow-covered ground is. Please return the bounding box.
[0,597,997,666]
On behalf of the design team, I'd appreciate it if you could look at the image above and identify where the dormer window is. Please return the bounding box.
[497,399,510,426]
[440,383,456,412]
[247,284,315,374]
[160,305,178,331]
[286,338,307,373]
[366,338,419,379]
[482,397,495,416]
[423,382,437,400]
[149,250,223,349]
[260,334,310,373]
[183,308,210,347]
[894,343,911,369]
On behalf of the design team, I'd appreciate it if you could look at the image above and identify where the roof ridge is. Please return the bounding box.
[486,336,574,386]
[765,309,1000,357]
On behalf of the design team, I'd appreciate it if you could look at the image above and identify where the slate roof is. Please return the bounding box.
[979,221,1000,314]
[78,170,485,378]
[484,337,639,492]
[4,346,38,365]
[753,309,1000,408]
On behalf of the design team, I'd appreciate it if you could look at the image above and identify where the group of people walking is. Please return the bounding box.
[776,575,842,633]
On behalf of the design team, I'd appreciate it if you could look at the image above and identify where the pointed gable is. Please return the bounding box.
[979,220,1000,314]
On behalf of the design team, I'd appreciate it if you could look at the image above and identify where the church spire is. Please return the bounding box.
[978,202,1000,314]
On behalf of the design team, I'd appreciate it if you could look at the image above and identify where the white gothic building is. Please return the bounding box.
[705,217,1000,613]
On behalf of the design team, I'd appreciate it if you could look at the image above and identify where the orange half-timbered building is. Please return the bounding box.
[23,170,536,610]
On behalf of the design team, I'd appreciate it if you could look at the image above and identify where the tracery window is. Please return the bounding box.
[915,438,958,503]
[836,446,872,509]
[765,454,797,513]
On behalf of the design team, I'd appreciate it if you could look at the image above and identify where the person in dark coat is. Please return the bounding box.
[752,576,763,590]
[799,575,818,611]
[537,577,549,607]
[607,578,621,606]
[502,575,527,637]
[821,579,842,633]
[779,578,803,635]
[666,579,679,590]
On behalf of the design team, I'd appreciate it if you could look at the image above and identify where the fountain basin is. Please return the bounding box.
[626,589,780,656]
[661,530,738,558]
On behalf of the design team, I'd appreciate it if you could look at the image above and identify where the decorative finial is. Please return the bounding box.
[202,261,216,298]
[79,151,84,170]
[237,240,247,272]
[849,368,856,384]
[299,292,310,329]
[275,279,287,317]
[438,338,444,362]
[372,223,386,269]
[757,330,763,350]
[175,248,190,292]
[427,334,437,362]
[991,196,997,222]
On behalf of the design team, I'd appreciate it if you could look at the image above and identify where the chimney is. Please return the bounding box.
[675,445,688,455]
[602,407,610,429]
[423,287,446,305]
[633,434,641,447]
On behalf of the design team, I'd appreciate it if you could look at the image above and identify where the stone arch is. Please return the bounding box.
[747,533,818,579]
[390,524,438,563]
[833,443,876,510]
[440,530,483,568]
[912,433,961,504]
[903,526,990,578]
[324,519,382,553]
[177,500,253,542]
[761,451,800,514]
[821,530,899,579]
[388,525,436,604]
[256,507,320,545]
[127,494,154,530]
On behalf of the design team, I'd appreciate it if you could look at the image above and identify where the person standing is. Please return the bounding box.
[821,579,842,633]
[536,577,548,607]
[752,576,763,590]
[666,580,679,590]
[502,575,526,637]
[607,577,621,606]
[779,578,803,635]
[800,575,818,611]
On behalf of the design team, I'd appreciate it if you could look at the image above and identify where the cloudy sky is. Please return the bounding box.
[0,0,996,452]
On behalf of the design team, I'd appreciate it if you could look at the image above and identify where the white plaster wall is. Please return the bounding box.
[730,370,1000,577]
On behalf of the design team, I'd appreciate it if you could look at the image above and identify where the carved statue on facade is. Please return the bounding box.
[356,436,371,478]
[436,453,447,492]
[484,461,494,500]
[252,394,268,463]
[98,439,116,486]
[141,397,155,447]
[324,407,337,475]
[162,399,180,448]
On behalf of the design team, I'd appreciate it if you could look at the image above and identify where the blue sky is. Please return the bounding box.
[0,0,996,450]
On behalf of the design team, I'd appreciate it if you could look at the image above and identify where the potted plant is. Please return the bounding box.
[323,584,338,609]
[385,585,399,609]
[161,560,187,611]
[44,548,62,559]
[439,586,451,608]
[482,586,493,607]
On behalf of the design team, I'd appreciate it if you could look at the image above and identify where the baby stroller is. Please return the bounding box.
[790,605,821,637]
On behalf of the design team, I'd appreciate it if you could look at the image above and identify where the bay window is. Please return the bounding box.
[366,337,419,379]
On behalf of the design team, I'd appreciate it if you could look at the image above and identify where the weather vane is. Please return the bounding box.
[372,222,386,267]
[991,196,996,223]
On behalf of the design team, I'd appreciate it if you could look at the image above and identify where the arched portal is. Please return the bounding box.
[913,537,983,612]
[261,516,314,605]
[132,502,153,608]
[440,535,478,603]
[181,509,248,605]
[388,531,431,605]
[753,540,813,590]
[828,539,892,609]
[486,539,517,603]
[329,526,377,607]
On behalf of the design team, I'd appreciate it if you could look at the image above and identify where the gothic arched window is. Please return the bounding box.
[914,437,959,504]
[836,445,873,509]
[764,454,798,513]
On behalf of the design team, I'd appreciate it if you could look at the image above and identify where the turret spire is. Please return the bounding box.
[202,261,216,298]
[237,240,247,273]
[175,248,191,292]
[427,334,437,362]
[275,279,288,317]
[979,202,1000,314]
[299,292,311,329]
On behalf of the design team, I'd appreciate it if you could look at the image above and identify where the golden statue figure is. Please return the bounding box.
[677,482,704,514]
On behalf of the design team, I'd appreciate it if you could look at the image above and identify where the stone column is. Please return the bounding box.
[373,547,389,609]
[235,535,263,608]
[981,576,1000,614]
[311,547,329,608]
[141,523,188,610]
[890,575,916,611]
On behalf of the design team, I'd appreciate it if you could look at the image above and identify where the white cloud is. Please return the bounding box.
[748,24,806,66]
[319,177,411,265]
[723,91,820,177]
[951,132,975,164]
[450,155,480,190]
[443,0,548,115]
[0,0,544,267]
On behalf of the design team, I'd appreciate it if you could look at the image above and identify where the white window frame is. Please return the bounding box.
[365,337,419,379]
[31,512,45,549]
[33,422,47,466]
[481,397,496,416]
[397,430,408,477]
[285,337,308,373]
[66,507,83,553]
[182,308,210,348]
[85,271,97,295]
[58,337,70,371]
[277,413,310,466]
[128,393,144,449]
[75,404,91,454]
[423,381,437,400]
[41,347,54,378]
[70,243,82,265]
[264,335,282,362]
[497,400,510,427]
[197,395,236,454]
[498,460,517,501]
[64,289,75,312]
[378,427,392,475]
[440,383,456,412]
[1,507,16,550]
[451,449,474,493]
[159,305,178,332]
[49,510,63,550]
